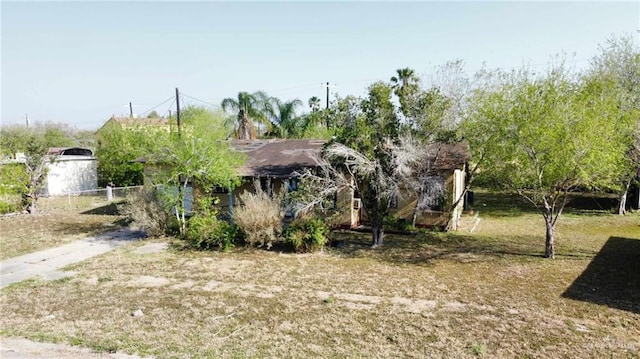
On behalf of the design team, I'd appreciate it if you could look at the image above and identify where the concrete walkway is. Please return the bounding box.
[0,228,146,289]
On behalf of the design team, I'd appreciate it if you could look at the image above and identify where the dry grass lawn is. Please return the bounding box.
[1,191,639,358]
[0,196,125,260]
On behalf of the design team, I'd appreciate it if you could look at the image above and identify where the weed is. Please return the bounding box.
[285,216,329,252]
[184,198,238,251]
[323,297,335,304]
[119,187,174,237]
[233,186,285,249]
[471,343,486,356]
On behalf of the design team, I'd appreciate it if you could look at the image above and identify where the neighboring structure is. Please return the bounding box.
[41,147,98,196]
[95,116,170,145]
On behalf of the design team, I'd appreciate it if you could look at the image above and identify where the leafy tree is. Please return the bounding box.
[0,125,75,213]
[586,34,640,214]
[146,110,160,119]
[332,82,401,247]
[146,109,244,235]
[95,124,164,187]
[462,64,624,258]
[221,91,271,139]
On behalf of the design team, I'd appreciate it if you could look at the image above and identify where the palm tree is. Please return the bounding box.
[221,91,271,140]
[390,68,420,118]
[390,67,419,94]
[267,98,303,138]
[308,96,321,112]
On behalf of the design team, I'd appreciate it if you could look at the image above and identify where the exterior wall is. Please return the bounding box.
[44,156,98,196]
[333,167,465,229]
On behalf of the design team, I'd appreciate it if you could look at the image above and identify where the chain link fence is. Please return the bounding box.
[38,186,144,213]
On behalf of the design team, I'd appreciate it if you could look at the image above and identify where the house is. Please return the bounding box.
[217,139,469,230]
[41,147,98,196]
[95,116,170,145]
[139,139,470,230]
[384,141,469,230]
[211,139,327,213]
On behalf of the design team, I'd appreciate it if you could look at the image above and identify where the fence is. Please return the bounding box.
[38,185,144,212]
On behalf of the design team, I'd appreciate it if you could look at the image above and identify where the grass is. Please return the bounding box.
[0,196,125,260]
[1,191,639,358]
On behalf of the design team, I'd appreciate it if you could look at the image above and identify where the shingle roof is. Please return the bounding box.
[426,141,470,171]
[231,139,326,178]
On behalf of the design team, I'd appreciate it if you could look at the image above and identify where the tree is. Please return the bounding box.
[462,64,624,258]
[586,34,640,214]
[0,125,75,214]
[308,96,321,112]
[95,124,164,187]
[266,98,303,138]
[146,110,160,119]
[221,91,271,140]
[332,82,401,247]
[146,108,244,235]
[391,67,420,118]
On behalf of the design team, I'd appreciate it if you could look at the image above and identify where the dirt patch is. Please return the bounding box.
[0,337,150,359]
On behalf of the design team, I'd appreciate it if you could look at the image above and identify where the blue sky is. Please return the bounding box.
[2,1,639,130]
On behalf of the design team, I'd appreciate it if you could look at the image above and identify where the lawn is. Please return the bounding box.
[0,196,125,260]
[1,191,639,358]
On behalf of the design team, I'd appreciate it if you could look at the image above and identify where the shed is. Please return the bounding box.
[41,147,98,196]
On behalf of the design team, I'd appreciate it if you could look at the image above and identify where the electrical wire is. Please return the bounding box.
[137,96,175,117]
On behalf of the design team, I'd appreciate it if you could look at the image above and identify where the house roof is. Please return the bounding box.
[47,147,94,156]
[134,139,468,178]
[426,141,470,171]
[231,139,326,178]
[108,117,169,127]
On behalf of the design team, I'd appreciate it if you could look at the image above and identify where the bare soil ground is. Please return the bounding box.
[1,191,639,358]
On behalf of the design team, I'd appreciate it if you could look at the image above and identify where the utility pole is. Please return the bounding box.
[324,82,330,109]
[322,82,336,128]
[175,87,181,136]
[129,102,133,118]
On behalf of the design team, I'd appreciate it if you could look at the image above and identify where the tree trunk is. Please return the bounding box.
[24,191,38,214]
[371,226,384,248]
[544,216,554,259]
[618,179,631,215]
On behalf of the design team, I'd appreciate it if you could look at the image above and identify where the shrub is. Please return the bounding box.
[233,186,285,249]
[0,163,28,214]
[285,216,329,253]
[119,187,174,236]
[184,198,238,251]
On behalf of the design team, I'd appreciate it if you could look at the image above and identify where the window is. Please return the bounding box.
[417,175,445,212]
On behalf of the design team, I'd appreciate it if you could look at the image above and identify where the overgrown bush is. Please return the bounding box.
[0,163,28,214]
[285,216,329,253]
[120,187,174,236]
[234,186,285,249]
[184,198,238,251]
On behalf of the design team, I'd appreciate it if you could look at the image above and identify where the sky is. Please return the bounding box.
[2,1,639,130]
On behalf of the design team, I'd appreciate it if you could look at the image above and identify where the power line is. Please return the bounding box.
[181,93,221,109]
[137,96,175,117]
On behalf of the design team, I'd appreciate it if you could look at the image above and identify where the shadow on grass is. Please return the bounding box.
[80,202,122,216]
[562,236,640,314]
[331,230,546,266]
[472,191,617,218]
[47,221,124,238]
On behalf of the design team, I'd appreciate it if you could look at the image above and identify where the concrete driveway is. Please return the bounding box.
[0,227,145,289]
